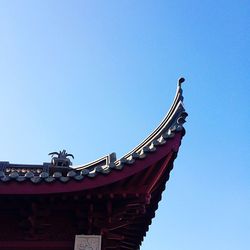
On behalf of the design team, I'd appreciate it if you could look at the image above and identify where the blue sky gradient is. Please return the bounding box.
[0,1,249,249]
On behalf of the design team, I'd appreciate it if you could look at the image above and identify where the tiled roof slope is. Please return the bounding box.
[0,78,187,184]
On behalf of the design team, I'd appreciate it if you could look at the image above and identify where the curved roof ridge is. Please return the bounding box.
[118,77,187,161]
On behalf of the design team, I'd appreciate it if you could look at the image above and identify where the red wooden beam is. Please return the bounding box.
[145,152,174,194]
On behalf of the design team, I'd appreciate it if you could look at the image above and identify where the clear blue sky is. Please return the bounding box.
[0,1,249,249]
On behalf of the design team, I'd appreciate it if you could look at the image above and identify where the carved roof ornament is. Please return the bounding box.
[178,77,185,87]
[48,149,74,167]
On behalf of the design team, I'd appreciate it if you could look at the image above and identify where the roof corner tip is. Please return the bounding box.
[176,77,185,102]
[178,77,185,88]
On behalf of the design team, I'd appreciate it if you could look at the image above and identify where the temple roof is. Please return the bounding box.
[0,78,187,191]
[0,78,188,250]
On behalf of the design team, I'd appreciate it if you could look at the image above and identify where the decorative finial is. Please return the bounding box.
[178,77,185,87]
[48,149,74,167]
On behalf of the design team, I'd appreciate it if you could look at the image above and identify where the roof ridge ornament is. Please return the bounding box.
[177,77,185,102]
[48,149,74,168]
[178,77,185,87]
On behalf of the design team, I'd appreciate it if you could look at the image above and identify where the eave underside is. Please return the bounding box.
[0,151,177,250]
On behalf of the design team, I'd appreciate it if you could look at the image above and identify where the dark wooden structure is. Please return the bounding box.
[0,79,187,250]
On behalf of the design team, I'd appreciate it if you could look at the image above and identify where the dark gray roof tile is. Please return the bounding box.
[114,161,124,170]
[80,169,90,175]
[126,156,135,164]
[138,150,147,159]
[9,172,19,179]
[163,130,175,139]
[99,165,111,174]
[67,170,77,178]
[130,152,140,159]
[151,139,161,146]
[74,175,84,181]
[119,158,128,164]
[45,176,55,183]
[31,176,42,184]
[40,172,49,178]
[157,136,166,145]
[176,124,183,131]
[59,176,70,183]
[53,172,62,178]
[149,143,157,152]
[1,176,10,182]
[25,172,34,178]
[16,176,26,182]
[96,165,104,172]
[88,170,97,178]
